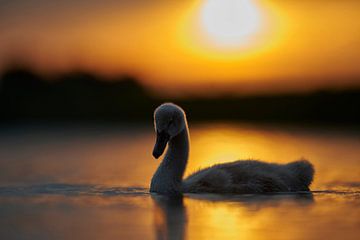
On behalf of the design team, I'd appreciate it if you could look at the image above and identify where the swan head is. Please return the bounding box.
[152,103,187,159]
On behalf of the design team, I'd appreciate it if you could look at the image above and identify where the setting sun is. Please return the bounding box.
[199,0,261,47]
[0,0,359,95]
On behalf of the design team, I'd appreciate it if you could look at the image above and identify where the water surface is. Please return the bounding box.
[0,123,359,239]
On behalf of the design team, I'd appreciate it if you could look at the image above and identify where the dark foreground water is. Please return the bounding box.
[0,123,359,239]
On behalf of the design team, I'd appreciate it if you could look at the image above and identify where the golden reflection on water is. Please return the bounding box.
[0,190,359,239]
[151,193,359,240]
[0,123,359,239]
[0,123,359,189]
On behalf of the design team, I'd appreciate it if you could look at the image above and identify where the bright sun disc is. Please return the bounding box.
[200,0,261,47]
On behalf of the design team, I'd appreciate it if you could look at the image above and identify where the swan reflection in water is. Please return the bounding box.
[152,194,187,240]
[152,192,314,240]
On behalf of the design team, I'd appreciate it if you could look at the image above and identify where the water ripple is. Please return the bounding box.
[0,183,359,198]
[0,183,149,197]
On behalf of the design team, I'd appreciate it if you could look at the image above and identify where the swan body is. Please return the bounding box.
[150,103,314,195]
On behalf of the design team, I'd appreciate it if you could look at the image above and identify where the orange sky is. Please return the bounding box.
[0,0,360,96]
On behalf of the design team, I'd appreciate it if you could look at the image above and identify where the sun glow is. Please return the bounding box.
[175,0,282,62]
[199,0,262,47]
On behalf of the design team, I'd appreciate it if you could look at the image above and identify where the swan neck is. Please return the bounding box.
[150,126,189,194]
[166,127,189,175]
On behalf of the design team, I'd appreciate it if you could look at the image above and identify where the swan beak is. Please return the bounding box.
[153,131,170,159]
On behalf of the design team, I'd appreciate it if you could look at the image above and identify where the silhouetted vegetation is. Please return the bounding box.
[1,68,359,125]
[0,68,157,122]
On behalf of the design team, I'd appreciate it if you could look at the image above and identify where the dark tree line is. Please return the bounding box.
[1,68,359,125]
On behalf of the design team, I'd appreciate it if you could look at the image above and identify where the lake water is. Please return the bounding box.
[0,123,359,239]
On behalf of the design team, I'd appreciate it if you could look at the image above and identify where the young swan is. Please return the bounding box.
[150,103,314,195]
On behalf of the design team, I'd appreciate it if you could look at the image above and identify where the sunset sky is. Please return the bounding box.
[0,0,360,96]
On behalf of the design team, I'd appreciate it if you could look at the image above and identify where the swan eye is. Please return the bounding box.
[168,117,179,132]
[168,119,173,127]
